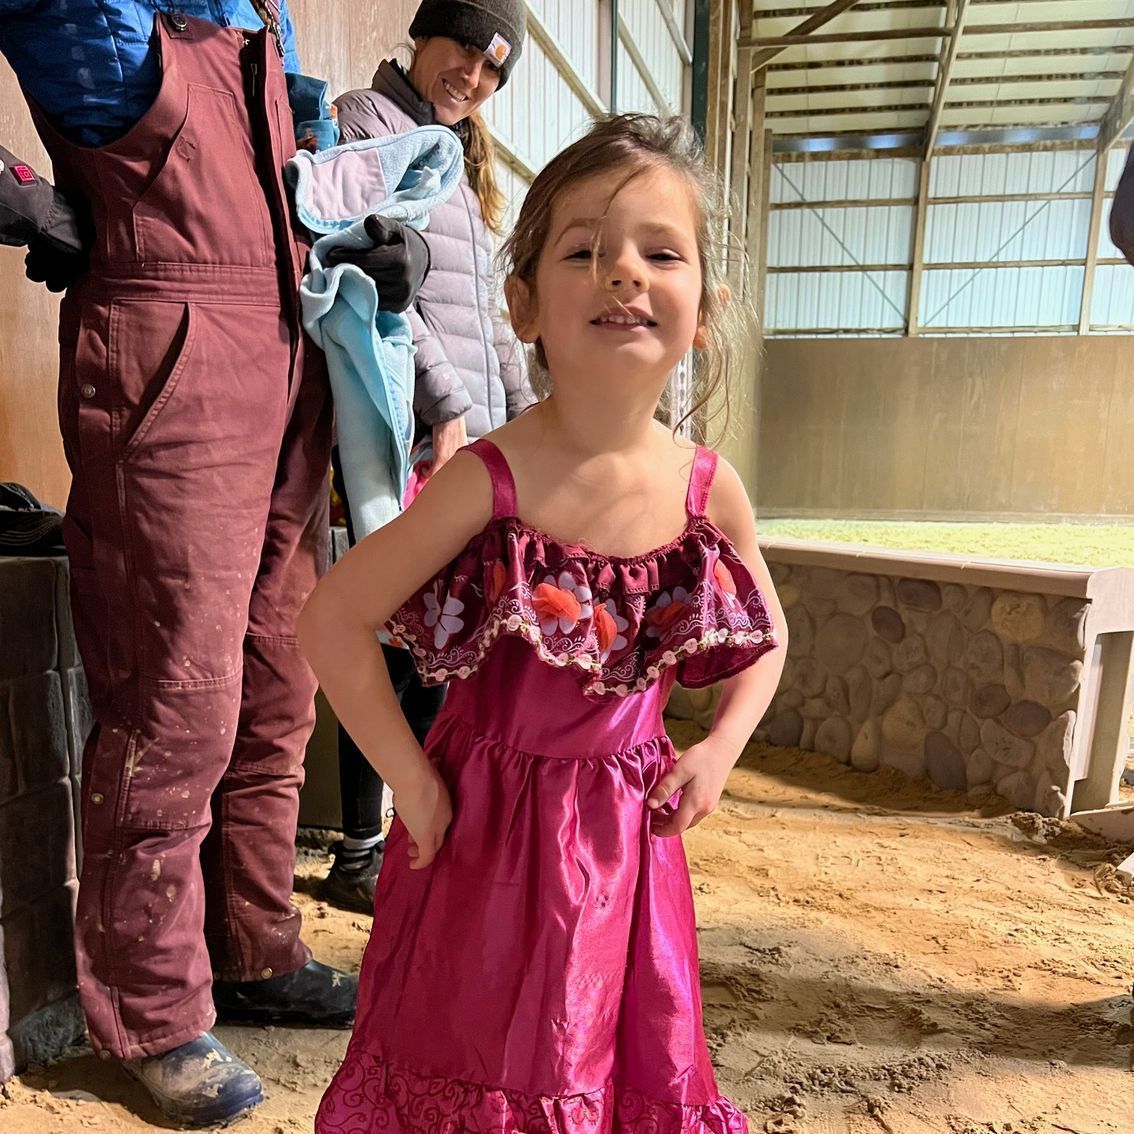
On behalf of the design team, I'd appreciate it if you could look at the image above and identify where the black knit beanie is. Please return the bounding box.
[409,0,526,87]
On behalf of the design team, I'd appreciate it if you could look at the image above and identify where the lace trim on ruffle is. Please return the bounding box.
[389,611,775,698]
[316,1050,749,1134]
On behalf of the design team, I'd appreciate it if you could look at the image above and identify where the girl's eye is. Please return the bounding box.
[650,251,682,262]
[566,248,595,260]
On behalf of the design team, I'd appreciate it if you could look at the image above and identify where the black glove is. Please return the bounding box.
[325,214,430,313]
[0,147,91,292]
[26,239,87,293]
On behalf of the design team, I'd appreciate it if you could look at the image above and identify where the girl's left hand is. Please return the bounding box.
[647,735,741,838]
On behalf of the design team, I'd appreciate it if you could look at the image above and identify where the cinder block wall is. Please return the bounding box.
[0,558,88,1080]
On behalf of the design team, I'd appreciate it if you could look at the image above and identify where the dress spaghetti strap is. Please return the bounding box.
[466,438,519,520]
[685,446,718,519]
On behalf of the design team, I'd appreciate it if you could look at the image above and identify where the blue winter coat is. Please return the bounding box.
[0,1,326,147]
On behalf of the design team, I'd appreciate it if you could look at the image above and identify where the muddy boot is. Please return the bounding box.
[213,959,357,1028]
[318,839,384,915]
[122,1032,263,1127]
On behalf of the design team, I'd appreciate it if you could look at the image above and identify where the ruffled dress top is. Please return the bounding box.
[316,439,779,1134]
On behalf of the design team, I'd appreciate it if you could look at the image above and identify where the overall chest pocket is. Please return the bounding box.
[133,83,273,267]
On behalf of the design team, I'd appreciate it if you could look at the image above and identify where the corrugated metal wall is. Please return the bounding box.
[766,144,1134,337]
[485,1,691,216]
[767,157,916,334]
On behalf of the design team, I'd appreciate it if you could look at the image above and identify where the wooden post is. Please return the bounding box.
[907,159,931,335]
[1079,148,1109,335]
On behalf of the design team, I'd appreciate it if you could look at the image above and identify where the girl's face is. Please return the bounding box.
[509,166,707,386]
[409,36,503,126]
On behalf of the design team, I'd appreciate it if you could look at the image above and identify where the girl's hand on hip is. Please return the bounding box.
[647,735,740,838]
[432,416,468,471]
[394,765,453,869]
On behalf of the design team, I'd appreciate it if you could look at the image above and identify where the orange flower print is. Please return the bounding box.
[595,599,629,662]
[486,560,507,605]
[532,571,593,636]
[714,559,737,597]
[645,587,690,638]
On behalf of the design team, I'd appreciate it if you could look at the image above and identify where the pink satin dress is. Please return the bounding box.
[316,439,779,1134]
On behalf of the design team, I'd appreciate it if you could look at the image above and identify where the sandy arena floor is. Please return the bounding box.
[3,720,1132,1134]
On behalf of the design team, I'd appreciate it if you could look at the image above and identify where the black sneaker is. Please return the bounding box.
[318,840,384,915]
[213,959,357,1028]
[121,1032,263,1127]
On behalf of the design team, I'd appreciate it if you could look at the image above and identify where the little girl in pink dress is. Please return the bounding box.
[301,113,788,1134]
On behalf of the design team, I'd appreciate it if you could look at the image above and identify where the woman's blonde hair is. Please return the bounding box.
[457,112,506,235]
[499,114,752,438]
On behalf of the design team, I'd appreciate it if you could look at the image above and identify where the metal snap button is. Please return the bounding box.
[80,383,96,398]
[170,12,188,31]
[90,792,104,804]
[260,967,273,979]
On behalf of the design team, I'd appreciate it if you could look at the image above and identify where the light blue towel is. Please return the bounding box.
[290,128,464,541]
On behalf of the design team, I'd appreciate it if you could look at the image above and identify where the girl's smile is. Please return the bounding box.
[509,165,706,384]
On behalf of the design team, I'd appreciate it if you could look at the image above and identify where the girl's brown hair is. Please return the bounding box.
[499,113,752,436]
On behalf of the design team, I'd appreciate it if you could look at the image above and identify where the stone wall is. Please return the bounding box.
[760,560,1087,815]
[0,558,89,1081]
[665,540,1134,821]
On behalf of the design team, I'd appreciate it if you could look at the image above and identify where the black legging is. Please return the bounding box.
[332,448,446,840]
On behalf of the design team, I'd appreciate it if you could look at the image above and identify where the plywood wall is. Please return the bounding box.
[758,335,1134,520]
[0,0,417,508]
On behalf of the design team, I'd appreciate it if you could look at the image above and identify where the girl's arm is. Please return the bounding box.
[649,457,789,835]
[298,449,492,866]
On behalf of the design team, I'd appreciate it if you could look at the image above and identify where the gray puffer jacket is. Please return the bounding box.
[335,62,530,439]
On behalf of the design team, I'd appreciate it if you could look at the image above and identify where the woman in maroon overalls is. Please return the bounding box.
[18,9,369,1126]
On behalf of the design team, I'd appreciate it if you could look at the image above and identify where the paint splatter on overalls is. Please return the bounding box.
[29,12,331,1059]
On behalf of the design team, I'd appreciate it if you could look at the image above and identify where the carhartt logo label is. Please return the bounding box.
[485,32,511,64]
[11,164,35,185]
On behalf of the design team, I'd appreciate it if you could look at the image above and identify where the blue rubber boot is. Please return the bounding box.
[122,1032,263,1127]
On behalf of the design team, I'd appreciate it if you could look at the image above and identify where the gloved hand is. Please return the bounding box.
[26,238,88,292]
[25,193,90,293]
[325,214,430,313]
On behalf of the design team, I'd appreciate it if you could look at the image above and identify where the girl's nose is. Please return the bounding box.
[603,260,643,290]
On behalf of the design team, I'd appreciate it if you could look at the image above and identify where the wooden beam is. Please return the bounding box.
[730,51,758,296]
[1096,51,1134,154]
[654,0,693,65]
[743,18,1134,49]
[927,0,967,159]
[616,13,673,114]
[524,6,607,118]
[1079,149,1109,335]
[750,0,864,73]
[907,159,931,334]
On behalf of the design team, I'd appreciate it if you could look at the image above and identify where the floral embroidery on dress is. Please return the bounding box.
[596,599,630,662]
[486,560,508,606]
[422,583,465,650]
[645,587,691,638]
[533,570,594,636]
[387,513,778,699]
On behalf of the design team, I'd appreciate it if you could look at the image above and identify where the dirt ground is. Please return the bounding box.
[3,720,1133,1134]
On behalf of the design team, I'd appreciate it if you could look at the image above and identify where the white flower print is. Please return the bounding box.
[422,583,465,650]
[533,570,593,637]
[596,599,629,662]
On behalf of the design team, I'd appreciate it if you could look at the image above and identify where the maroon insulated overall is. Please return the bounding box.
[30,14,332,1059]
